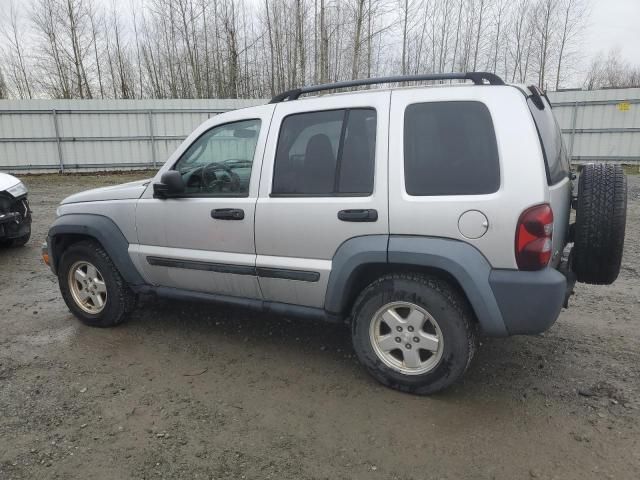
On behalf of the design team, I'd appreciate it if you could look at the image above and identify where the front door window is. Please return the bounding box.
[174,119,261,196]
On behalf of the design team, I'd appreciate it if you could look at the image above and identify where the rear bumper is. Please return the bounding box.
[489,267,567,335]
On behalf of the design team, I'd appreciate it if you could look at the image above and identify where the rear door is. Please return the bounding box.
[255,92,390,308]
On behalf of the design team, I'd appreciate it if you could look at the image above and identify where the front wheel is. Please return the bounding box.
[351,273,477,395]
[11,230,31,247]
[58,240,137,327]
[0,230,30,247]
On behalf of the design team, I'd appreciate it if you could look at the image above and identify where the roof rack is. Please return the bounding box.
[269,72,505,103]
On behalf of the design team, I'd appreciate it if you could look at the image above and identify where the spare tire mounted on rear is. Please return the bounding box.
[572,163,627,285]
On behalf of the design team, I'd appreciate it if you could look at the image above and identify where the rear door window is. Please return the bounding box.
[404,101,500,196]
[527,98,571,185]
[272,108,377,195]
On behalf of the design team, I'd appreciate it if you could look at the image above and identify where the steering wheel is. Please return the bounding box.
[201,162,241,193]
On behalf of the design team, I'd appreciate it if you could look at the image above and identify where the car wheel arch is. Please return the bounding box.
[48,214,145,286]
[325,235,509,336]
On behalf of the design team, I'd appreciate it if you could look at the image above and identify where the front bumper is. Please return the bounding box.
[42,240,52,270]
[489,267,567,335]
[0,196,31,239]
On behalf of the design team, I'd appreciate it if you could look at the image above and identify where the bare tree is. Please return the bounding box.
[472,0,487,71]
[400,0,410,75]
[2,1,34,98]
[351,0,366,79]
[295,0,306,83]
[0,67,8,99]
[533,0,555,89]
[584,49,640,89]
[0,0,599,99]
[489,0,508,73]
[320,0,329,82]
[554,0,586,90]
[87,2,105,98]
[32,0,72,98]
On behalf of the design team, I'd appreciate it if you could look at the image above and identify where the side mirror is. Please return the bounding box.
[153,171,185,198]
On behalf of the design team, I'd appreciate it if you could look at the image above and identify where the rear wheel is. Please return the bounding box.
[58,240,137,327]
[351,273,477,395]
[573,164,627,284]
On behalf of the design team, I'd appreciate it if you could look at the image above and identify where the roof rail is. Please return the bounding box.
[269,72,505,103]
[527,85,548,110]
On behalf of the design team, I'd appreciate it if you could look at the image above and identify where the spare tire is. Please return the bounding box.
[573,163,627,284]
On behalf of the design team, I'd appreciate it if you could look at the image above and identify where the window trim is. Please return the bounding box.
[526,97,571,186]
[269,192,372,198]
[402,100,501,197]
[269,107,377,198]
[169,117,262,199]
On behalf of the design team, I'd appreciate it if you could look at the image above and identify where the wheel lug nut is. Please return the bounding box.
[396,326,402,332]
[406,344,412,349]
[413,337,419,342]
[395,337,401,343]
[408,326,414,332]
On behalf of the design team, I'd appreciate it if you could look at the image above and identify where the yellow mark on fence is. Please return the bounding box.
[617,102,631,112]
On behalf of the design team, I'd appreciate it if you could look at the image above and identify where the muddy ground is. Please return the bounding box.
[0,172,639,480]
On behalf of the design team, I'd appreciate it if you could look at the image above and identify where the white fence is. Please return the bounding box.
[0,88,638,173]
[0,99,263,173]
[548,88,640,164]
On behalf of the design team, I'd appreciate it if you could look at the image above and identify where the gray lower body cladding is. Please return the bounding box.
[47,213,145,285]
[488,268,566,335]
[46,218,567,336]
[372,236,566,336]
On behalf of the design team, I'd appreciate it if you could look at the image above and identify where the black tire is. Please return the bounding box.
[573,164,627,285]
[10,230,31,247]
[351,273,477,395]
[0,230,30,247]
[58,240,137,327]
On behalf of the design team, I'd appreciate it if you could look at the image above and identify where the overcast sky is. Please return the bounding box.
[584,0,640,66]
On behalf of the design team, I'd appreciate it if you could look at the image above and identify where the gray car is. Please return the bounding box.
[43,73,627,394]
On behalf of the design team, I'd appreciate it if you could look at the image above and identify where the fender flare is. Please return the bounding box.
[47,213,145,286]
[387,236,507,336]
[324,235,508,336]
[324,235,388,315]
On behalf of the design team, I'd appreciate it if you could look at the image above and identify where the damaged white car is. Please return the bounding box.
[0,173,31,247]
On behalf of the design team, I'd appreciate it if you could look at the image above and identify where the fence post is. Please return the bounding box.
[52,109,64,173]
[148,110,156,168]
[569,101,578,162]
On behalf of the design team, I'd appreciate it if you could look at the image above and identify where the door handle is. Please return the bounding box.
[337,209,378,222]
[211,208,245,220]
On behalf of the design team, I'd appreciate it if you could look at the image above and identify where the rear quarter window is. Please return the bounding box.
[527,98,571,185]
[404,101,500,196]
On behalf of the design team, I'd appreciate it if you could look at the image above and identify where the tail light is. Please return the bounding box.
[515,204,553,271]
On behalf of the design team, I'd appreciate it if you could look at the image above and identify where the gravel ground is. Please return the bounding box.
[0,172,639,480]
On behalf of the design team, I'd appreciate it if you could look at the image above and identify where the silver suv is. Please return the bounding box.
[44,73,628,394]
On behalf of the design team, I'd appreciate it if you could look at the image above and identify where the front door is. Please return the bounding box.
[133,105,275,298]
[254,92,390,308]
